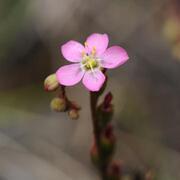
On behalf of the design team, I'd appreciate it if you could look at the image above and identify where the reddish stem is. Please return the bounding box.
[90,91,108,179]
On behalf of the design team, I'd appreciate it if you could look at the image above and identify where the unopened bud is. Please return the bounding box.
[44,74,59,91]
[100,125,115,155]
[104,124,114,138]
[103,92,113,109]
[97,92,114,128]
[97,104,113,128]
[50,97,67,112]
[100,136,115,156]
[68,109,79,120]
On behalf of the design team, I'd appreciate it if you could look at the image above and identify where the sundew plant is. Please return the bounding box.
[44,33,129,180]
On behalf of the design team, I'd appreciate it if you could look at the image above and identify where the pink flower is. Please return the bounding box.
[56,33,129,91]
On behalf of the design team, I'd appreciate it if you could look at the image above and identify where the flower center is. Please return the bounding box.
[82,55,99,70]
[81,46,100,71]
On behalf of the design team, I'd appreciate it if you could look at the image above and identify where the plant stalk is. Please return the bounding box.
[90,91,107,180]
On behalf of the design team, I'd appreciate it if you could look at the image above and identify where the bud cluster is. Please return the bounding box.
[44,73,81,120]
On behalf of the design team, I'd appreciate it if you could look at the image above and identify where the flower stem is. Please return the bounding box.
[90,91,107,180]
[90,92,100,144]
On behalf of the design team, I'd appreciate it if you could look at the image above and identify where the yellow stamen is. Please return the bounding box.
[81,44,98,71]
[82,51,86,56]
[84,42,88,47]
[84,58,98,70]
[92,46,96,56]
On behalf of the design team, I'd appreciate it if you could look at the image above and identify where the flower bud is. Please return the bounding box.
[97,92,114,128]
[100,136,115,156]
[100,125,116,155]
[97,104,113,128]
[104,92,113,109]
[68,109,79,120]
[50,97,67,112]
[44,74,59,91]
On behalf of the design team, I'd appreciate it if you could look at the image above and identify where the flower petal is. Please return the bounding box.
[56,64,84,86]
[61,40,85,62]
[85,33,109,56]
[82,70,106,92]
[100,46,129,69]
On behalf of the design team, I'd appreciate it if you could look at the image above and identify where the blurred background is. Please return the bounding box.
[0,0,180,179]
